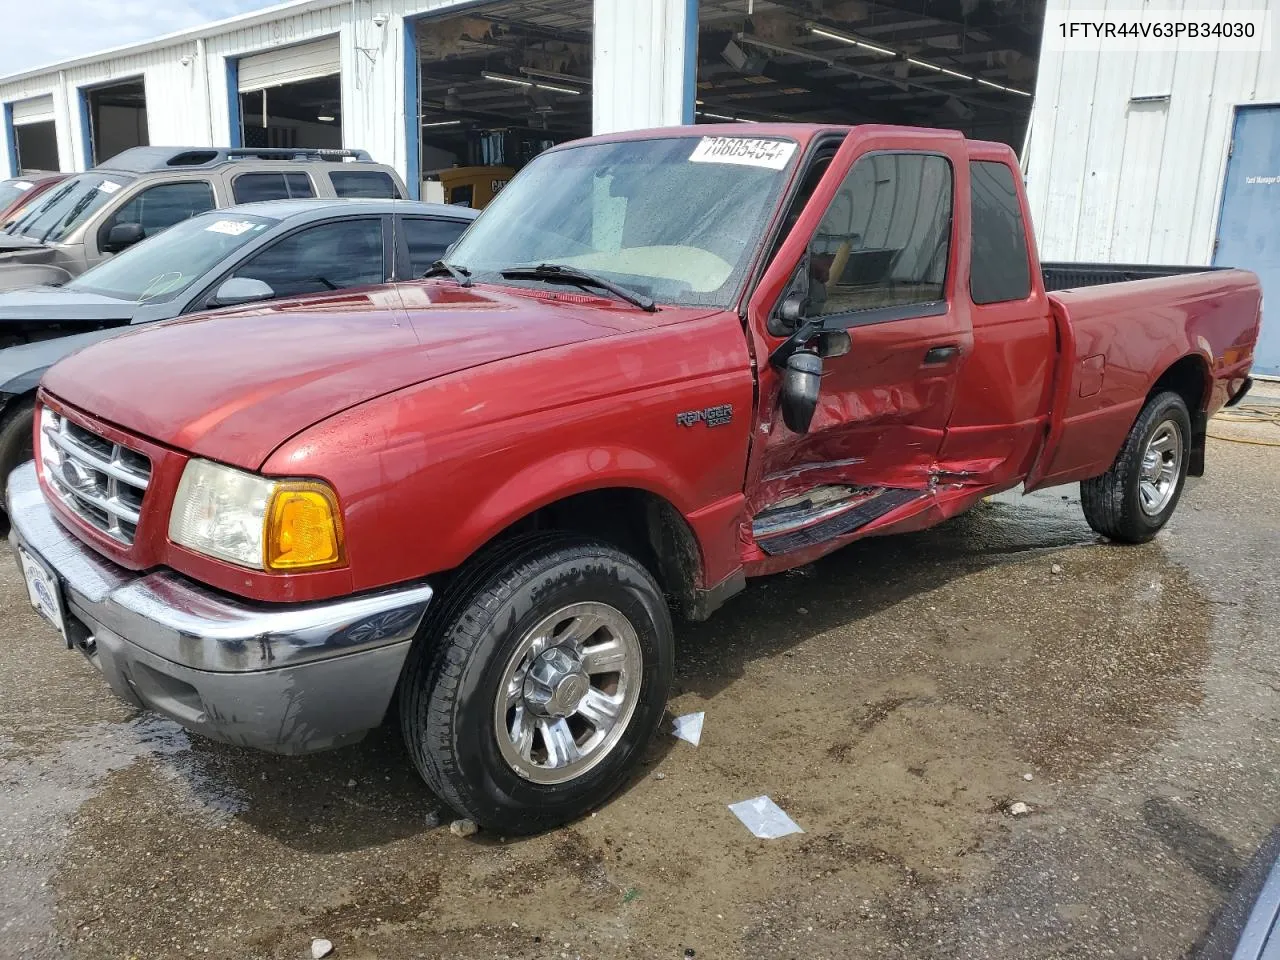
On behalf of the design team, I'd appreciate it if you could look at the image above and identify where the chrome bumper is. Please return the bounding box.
[7,462,433,754]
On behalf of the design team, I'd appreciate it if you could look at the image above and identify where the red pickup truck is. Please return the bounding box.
[7,124,1260,833]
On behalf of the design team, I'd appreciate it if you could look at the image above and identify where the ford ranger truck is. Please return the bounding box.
[8,125,1261,834]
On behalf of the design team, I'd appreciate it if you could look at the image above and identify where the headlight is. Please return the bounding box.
[168,459,345,571]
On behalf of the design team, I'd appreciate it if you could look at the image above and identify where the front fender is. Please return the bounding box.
[452,444,701,560]
[264,326,757,596]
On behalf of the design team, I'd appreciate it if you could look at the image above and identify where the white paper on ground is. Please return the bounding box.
[672,711,704,746]
[728,795,804,839]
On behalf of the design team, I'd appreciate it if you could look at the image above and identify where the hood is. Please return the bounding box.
[0,326,134,395]
[42,281,701,470]
[0,286,135,324]
[0,234,48,252]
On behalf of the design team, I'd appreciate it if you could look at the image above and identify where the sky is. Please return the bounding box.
[0,0,283,77]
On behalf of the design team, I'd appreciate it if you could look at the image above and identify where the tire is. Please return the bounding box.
[0,395,35,514]
[399,535,674,834]
[1080,391,1191,544]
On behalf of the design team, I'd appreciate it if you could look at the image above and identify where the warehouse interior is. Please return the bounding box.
[84,78,149,166]
[238,75,343,150]
[414,0,592,205]
[409,0,1042,205]
[696,0,1042,146]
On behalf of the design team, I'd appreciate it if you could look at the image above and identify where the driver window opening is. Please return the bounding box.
[807,153,953,319]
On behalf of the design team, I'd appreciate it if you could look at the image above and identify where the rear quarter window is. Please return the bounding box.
[969,160,1032,305]
[233,172,315,203]
[331,170,401,199]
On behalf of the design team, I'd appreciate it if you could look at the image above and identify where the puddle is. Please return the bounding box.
[0,714,247,958]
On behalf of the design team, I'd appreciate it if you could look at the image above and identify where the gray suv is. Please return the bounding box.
[0,147,407,291]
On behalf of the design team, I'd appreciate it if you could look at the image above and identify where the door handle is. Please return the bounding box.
[923,345,959,365]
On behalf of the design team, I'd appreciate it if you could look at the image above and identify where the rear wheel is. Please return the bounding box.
[0,395,35,514]
[1080,391,1191,543]
[399,536,673,834]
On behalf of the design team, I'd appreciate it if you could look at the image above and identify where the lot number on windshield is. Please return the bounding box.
[690,137,797,170]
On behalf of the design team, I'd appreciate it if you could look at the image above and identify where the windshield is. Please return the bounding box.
[446,135,799,307]
[8,172,133,242]
[66,213,277,303]
[0,179,36,211]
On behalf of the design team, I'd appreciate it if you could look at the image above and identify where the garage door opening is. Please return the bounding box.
[13,122,58,173]
[414,0,592,207]
[237,36,342,150]
[696,0,1041,149]
[85,77,148,166]
[10,95,59,172]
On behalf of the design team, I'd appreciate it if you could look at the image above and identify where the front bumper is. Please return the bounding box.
[7,462,433,754]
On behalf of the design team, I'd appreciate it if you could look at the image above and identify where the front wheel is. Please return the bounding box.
[399,536,673,834]
[1080,391,1191,544]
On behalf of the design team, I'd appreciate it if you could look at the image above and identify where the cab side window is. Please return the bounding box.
[331,171,401,199]
[808,154,952,320]
[108,181,216,238]
[401,217,472,277]
[231,218,385,299]
[969,160,1032,304]
[233,172,315,204]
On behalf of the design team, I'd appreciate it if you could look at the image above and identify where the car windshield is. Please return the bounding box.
[65,213,277,303]
[0,179,35,211]
[445,135,800,308]
[8,172,134,242]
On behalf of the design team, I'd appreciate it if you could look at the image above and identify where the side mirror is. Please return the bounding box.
[103,222,145,253]
[780,349,823,434]
[211,276,275,307]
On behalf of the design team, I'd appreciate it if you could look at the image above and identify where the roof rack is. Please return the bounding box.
[96,146,375,173]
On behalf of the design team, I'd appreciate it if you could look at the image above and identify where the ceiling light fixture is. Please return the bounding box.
[317,114,335,122]
[805,23,1031,97]
[480,71,581,95]
[519,67,591,87]
[422,119,463,128]
[697,110,754,123]
[806,24,896,58]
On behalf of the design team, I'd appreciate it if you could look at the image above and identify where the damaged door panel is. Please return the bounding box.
[741,127,975,568]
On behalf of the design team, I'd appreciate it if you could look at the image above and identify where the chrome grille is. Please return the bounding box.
[40,408,152,545]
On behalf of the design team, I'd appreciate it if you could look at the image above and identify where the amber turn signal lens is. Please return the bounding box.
[265,482,345,571]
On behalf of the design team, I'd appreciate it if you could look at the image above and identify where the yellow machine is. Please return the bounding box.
[437,166,516,209]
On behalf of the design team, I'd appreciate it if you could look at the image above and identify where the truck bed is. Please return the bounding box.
[1026,268,1262,491]
[1041,262,1227,292]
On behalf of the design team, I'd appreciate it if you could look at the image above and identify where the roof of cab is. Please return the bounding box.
[553,122,975,152]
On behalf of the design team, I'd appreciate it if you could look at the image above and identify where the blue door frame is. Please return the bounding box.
[1214,103,1280,377]
[2,103,17,177]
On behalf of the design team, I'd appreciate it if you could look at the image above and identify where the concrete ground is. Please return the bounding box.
[2,412,1279,960]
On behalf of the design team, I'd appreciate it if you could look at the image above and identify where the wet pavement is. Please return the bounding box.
[2,421,1279,960]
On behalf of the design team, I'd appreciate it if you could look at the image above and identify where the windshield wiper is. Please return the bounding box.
[41,190,97,243]
[499,263,656,312]
[424,259,472,287]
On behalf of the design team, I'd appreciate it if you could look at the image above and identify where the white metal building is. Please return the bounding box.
[1024,0,1278,266]
[1022,0,1280,373]
[1,0,1044,193]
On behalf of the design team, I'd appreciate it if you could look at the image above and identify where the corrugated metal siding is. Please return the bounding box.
[1025,0,1280,266]
[593,0,693,134]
